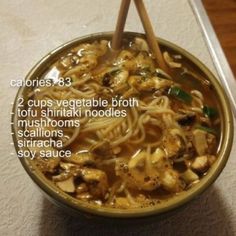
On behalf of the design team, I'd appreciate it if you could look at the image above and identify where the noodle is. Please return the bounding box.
[26,37,220,209]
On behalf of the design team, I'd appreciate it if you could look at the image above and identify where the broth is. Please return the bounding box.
[25,37,220,209]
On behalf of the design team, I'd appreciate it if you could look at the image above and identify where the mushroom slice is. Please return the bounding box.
[176,110,196,126]
[163,51,182,68]
[81,168,108,198]
[60,162,76,170]
[56,176,75,193]
[160,169,181,192]
[115,197,130,209]
[68,152,95,166]
[193,129,208,155]
[52,171,73,182]
[128,75,156,92]
[90,140,112,158]
[162,130,185,158]
[128,151,161,191]
[191,155,209,173]
[181,169,199,184]
[31,147,60,173]
[134,37,149,52]
[52,165,81,182]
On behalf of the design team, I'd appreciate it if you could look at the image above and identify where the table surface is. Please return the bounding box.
[203,0,236,77]
[0,0,235,235]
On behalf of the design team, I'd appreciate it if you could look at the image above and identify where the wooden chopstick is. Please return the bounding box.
[111,0,131,50]
[134,0,167,71]
[111,0,167,71]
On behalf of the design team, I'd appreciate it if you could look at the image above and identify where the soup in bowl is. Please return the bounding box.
[12,32,233,218]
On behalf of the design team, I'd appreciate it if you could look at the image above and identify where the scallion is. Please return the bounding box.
[203,105,218,118]
[168,86,192,104]
[195,125,217,135]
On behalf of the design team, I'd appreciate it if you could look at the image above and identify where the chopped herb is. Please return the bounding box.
[168,86,192,104]
[109,68,121,76]
[195,125,217,135]
[203,105,218,118]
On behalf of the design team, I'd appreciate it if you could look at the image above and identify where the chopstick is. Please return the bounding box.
[111,0,131,50]
[111,0,167,71]
[134,0,167,71]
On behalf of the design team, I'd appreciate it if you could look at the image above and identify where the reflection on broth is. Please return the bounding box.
[26,37,220,209]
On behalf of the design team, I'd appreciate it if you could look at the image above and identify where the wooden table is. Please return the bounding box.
[203,0,236,77]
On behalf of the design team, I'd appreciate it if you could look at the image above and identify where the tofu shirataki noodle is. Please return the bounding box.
[25,37,220,209]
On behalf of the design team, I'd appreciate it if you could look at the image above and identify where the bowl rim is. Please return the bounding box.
[11,31,234,218]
